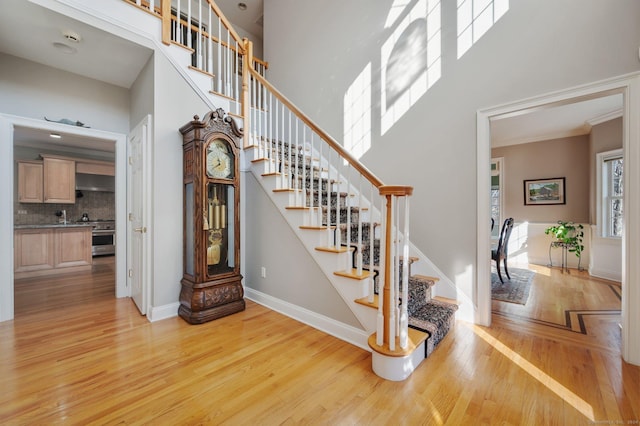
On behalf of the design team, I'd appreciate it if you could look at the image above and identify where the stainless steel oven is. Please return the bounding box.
[90,220,115,256]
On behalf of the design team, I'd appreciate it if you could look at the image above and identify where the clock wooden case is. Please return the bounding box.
[178,109,245,324]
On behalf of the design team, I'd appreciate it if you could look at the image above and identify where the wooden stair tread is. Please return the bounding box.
[262,172,281,177]
[273,188,297,193]
[285,206,319,211]
[251,157,270,163]
[333,269,371,280]
[367,328,429,357]
[412,274,440,283]
[355,295,378,309]
[299,225,336,230]
[432,296,461,306]
[315,246,351,254]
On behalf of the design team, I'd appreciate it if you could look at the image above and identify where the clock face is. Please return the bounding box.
[206,139,233,179]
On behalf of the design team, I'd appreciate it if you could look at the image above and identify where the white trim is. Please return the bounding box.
[586,108,623,127]
[477,71,640,366]
[127,115,154,315]
[596,148,623,238]
[147,302,180,322]
[0,113,128,322]
[245,287,370,351]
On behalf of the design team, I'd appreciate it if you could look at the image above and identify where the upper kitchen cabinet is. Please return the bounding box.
[17,160,44,203]
[41,155,75,204]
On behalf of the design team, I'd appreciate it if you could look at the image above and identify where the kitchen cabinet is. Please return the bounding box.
[42,155,76,203]
[17,161,44,203]
[14,228,54,273]
[14,225,92,278]
[76,159,115,176]
[54,227,92,268]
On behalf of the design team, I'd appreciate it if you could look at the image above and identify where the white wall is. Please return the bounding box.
[0,53,130,133]
[243,173,363,328]
[263,0,640,307]
[151,52,209,308]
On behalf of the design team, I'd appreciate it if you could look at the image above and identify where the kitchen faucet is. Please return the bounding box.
[54,209,68,224]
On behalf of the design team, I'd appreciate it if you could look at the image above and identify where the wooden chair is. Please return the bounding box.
[492,218,514,284]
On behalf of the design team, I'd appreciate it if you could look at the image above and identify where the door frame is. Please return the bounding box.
[476,72,640,366]
[0,113,128,322]
[127,115,153,316]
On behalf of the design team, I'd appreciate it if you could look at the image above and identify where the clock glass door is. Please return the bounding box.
[205,182,234,276]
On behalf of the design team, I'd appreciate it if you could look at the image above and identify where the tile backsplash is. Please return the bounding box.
[14,191,116,225]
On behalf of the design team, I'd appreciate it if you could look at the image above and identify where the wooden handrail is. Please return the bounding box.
[204,0,244,47]
[247,67,385,189]
[379,185,413,196]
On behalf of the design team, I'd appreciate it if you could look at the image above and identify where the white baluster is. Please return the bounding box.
[216,17,221,92]
[400,196,410,349]
[176,0,181,44]
[281,103,286,189]
[310,133,316,225]
[275,98,279,185]
[149,0,154,12]
[388,195,396,351]
[346,164,351,262]
[326,148,333,243]
[226,29,231,95]
[187,0,191,49]
[367,184,375,303]
[294,119,300,206]
[197,0,202,69]
[376,194,386,347]
[207,5,212,75]
[301,125,307,210]
[357,174,363,275]
[318,134,323,227]
[287,110,292,190]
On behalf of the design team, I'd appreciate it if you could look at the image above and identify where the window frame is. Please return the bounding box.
[596,148,623,239]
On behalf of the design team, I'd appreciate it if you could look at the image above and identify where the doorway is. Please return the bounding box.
[476,73,640,366]
[0,114,128,322]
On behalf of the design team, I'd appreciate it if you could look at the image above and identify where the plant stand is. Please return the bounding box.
[547,241,582,273]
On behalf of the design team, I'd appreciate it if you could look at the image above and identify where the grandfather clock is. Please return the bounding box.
[178,109,245,324]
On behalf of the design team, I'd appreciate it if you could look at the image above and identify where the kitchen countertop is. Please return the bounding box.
[14,223,94,229]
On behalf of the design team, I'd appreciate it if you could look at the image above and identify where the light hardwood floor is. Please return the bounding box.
[1,258,638,425]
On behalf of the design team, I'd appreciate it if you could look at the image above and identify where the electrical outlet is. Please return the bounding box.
[261,266,266,278]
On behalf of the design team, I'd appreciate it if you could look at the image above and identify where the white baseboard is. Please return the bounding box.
[588,267,622,283]
[148,302,180,322]
[244,288,370,351]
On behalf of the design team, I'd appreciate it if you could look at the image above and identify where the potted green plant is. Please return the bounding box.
[544,220,585,258]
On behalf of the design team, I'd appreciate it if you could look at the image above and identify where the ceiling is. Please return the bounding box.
[1,0,623,152]
[490,93,623,148]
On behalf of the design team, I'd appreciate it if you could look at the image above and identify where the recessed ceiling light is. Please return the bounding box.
[50,133,62,139]
[52,42,77,54]
[238,2,247,10]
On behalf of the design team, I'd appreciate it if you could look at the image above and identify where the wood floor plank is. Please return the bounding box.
[1,259,639,424]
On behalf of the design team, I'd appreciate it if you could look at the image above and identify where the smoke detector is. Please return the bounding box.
[62,29,82,43]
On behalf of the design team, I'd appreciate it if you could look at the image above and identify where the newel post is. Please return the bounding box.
[161,0,171,45]
[377,185,413,349]
[242,38,253,148]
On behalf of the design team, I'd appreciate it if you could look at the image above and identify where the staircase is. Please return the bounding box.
[247,140,459,361]
[118,0,459,380]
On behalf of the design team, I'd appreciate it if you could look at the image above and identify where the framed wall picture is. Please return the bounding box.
[524,177,566,205]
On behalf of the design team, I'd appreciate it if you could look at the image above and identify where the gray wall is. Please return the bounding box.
[263,0,640,300]
[244,173,362,328]
[492,136,590,224]
[149,52,209,308]
[0,53,129,133]
[590,117,623,224]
